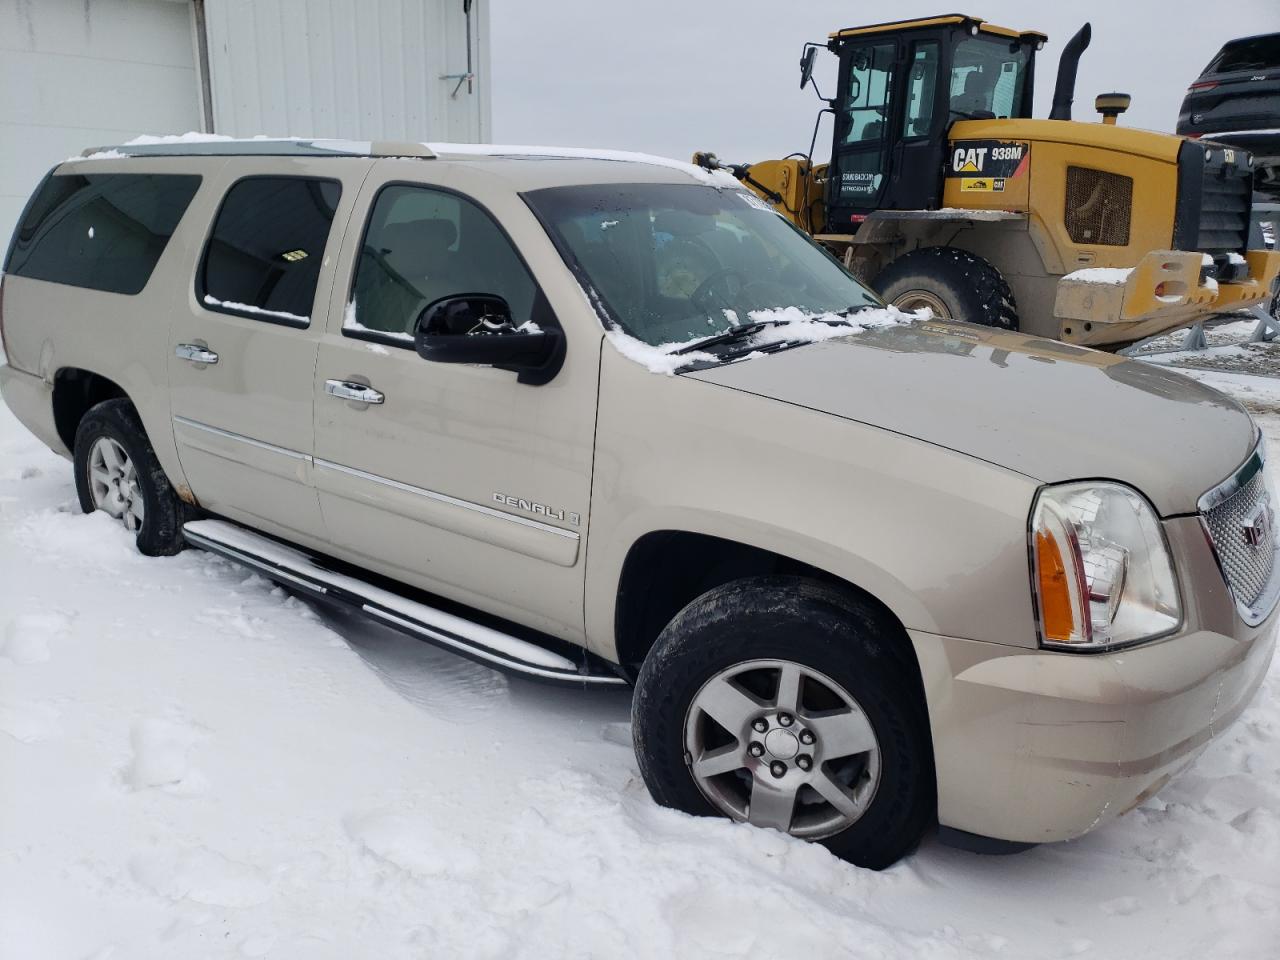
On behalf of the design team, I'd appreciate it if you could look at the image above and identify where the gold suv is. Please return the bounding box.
[1,139,1275,868]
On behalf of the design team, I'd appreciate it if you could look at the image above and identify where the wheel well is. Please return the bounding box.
[52,368,127,451]
[614,531,918,681]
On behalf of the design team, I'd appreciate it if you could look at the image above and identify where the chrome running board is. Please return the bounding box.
[182,519,626,687]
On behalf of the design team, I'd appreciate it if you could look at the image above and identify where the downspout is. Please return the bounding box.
[192,0,215,133]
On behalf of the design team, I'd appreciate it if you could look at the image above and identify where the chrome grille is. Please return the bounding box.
[1201,454,1277,612]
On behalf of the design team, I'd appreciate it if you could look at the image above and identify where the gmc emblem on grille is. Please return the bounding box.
[1243,501,1273,548]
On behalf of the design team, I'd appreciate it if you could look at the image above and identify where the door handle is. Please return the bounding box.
[175,343,219,364]
[325,379,385,405]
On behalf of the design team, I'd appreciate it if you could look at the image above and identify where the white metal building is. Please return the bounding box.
[0,0,490,244]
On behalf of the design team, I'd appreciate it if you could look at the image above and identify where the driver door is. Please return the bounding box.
[829,40,898,220]
[311,162,600,642]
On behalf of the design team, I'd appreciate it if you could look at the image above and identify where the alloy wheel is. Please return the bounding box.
[683,658,881,839]
[87,436,145,532]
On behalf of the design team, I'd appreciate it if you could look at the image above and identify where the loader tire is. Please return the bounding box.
[874,246,1018,331]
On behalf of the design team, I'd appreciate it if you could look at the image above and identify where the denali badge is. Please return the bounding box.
[493,493,580,526]
[1243,501,1273,548]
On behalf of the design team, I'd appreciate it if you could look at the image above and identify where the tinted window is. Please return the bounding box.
[5,172,200,295]
[1209,35,1280,73]
[200,177,341,325]
[346,184,536,343]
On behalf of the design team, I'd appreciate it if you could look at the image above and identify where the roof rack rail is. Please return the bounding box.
[77,138,435,160]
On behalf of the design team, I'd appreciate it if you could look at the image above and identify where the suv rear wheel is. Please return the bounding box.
[632,576,934,869]
[73,398,187,556]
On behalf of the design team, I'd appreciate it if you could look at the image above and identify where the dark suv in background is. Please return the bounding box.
[1177,32,1280,203]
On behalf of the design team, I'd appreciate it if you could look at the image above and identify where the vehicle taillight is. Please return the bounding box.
[1189,80,1220,91]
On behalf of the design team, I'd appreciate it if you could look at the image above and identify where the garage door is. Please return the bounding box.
[0,0,201,247]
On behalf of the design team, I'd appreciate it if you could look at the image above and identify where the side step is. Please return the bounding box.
[182,519,627,688]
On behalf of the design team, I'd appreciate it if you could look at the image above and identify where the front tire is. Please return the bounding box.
[875,246,1018,331]
[73,398,188,556]
[632,576,935,869]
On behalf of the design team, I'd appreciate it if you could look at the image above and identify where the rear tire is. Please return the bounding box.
[875,246,1018,330]
[73,398,188,556]
[632,576,935,870]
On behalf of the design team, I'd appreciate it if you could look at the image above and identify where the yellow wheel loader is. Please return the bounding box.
[695,14,1280,348]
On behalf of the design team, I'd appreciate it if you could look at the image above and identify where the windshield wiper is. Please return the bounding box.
[672,321,772,355]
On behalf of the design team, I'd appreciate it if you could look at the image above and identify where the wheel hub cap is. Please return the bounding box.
[764,728,799,759]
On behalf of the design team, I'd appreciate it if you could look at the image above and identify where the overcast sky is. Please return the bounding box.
[490,0,1280,162]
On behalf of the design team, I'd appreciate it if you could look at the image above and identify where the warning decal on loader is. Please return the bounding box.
[960,177,1006,192]
[947,140,1030,180]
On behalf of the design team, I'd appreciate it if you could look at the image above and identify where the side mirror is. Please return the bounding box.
[800,46,817,90]
[413,294,564,385]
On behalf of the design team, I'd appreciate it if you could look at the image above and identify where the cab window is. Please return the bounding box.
[949,36,1030,121]
[345,184,536,344]
[902,41,940,138]
[841,42,896,145]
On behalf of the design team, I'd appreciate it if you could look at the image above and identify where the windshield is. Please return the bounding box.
[949,36,1030,120]
[523,183,882,347]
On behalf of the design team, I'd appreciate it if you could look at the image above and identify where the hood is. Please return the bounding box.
[950,118,1184,163]
[686,321,1257,516]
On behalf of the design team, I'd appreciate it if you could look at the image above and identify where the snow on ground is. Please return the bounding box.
[2,388,1279,958]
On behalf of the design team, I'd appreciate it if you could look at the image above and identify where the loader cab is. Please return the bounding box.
[823,16,1044,231]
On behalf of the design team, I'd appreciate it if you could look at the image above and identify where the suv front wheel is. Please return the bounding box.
[632,576,934,869]
[73,398,188,556]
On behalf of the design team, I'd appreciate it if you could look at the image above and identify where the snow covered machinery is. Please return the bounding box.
[695,14,1280,348]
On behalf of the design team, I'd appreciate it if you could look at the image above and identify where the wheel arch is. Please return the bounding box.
[52,367,129,452]
[612,528,928,694]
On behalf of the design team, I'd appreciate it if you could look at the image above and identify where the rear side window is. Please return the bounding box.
[5,172,200,295]
[199,176,341,326]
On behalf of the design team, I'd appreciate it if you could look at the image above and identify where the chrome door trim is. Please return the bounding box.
[175,343,220,364]
[172,415,309,461]
[324,379,385,404]
[312,458,580,540]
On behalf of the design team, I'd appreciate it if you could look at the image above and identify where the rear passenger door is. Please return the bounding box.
[168,160,372,544]
[312,162,600,642]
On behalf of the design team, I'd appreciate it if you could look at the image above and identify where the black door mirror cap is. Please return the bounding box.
[413,293,565,386]
[800,46,817,90]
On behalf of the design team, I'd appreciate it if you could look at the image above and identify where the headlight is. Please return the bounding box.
[1030,482,1181,651]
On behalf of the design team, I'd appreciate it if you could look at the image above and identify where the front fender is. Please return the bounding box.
[584,350,1043,661]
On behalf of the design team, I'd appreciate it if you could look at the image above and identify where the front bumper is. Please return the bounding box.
[913,514,1278,844]
[1054,249,1280,348]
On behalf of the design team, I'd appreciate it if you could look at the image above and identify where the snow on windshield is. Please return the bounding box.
[606,305,923,375]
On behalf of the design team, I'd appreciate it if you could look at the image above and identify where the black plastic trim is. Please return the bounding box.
[937,825,1038,855]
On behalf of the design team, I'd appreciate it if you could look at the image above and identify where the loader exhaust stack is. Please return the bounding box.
[1050,23,1092,121]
